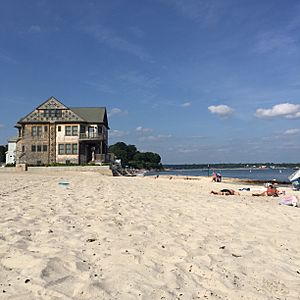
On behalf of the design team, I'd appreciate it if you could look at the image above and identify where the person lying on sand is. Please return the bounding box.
[252,185,284,197]
[210,189,240,195]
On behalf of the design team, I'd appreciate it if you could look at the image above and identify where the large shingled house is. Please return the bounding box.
[15,96,109,165]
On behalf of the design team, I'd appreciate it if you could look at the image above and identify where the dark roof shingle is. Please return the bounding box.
[69,107,107,124]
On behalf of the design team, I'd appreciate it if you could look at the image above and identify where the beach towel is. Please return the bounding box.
[279,195,299,207]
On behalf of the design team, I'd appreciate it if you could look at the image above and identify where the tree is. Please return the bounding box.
[108,142,137,166]
[109,142,162,169]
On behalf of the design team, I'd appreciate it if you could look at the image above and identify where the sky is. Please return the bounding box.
[1,0,300,164]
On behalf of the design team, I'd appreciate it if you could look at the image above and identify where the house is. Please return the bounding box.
[15,96,109,165]
[5,137,17,165]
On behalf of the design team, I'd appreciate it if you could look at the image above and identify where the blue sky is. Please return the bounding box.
[1,0,300,164]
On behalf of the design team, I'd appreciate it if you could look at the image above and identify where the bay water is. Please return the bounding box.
[147,168,295,183]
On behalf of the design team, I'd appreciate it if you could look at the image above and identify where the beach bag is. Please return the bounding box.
[279,195,299,207]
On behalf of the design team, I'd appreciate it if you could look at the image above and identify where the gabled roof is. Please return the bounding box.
[70,107,107,124]
[16,97,109,128]
[37,96,68,110]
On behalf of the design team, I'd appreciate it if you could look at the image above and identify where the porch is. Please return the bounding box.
[79,140,108,165]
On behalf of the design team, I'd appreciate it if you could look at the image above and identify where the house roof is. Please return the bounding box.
[16,97,109,128]
[69,107,107,123]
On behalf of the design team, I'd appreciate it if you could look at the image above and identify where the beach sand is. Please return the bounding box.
[0,171,299,299]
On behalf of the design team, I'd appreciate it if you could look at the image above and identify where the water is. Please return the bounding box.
[146,168,295,182]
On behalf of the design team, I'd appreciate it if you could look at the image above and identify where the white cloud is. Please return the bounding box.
[110,129,128,138]
[208,104,233,118]
[255,103,300,119]
[181,101,192,107]
[135,126,172,142]
[29,25,41,33]
[177,148,198,153]
[0,124,4,129]
[136,126,153,134]
[139,134,172,141]
[284,128,300,135]
[108,108,128,117]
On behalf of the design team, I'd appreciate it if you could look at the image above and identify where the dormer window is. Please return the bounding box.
[43,109,62,118]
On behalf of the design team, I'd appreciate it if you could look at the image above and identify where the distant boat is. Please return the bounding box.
[279,170,282,173]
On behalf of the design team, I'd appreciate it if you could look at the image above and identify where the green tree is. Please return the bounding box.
[109,142,162,169]
[108,142,137,166]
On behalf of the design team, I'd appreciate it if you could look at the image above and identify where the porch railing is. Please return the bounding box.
[79,133,105,140]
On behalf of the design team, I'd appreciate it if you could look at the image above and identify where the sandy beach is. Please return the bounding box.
[0,171,299,300]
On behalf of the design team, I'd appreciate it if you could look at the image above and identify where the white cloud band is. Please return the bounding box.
[255,103,300,119]
[208,104,233,118]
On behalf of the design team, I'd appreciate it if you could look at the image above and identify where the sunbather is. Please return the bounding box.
[210,189,240,195]
[252,185,284,197]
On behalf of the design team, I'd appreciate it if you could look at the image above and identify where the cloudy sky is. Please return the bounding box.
[1,0,300,164]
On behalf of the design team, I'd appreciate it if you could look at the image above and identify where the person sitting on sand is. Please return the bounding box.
[210,189,240,195]
[212,171,217,182]
[252,185,284,197]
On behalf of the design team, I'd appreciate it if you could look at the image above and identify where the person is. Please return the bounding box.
[252,184,284,197]
[216,172,222,182]
[212,171,217,182]
[210,189,240,195]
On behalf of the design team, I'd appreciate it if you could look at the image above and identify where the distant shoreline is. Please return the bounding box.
[146,168,294,184]
[147,174,292,185]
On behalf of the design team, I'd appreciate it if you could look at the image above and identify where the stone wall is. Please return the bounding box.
[17,124,50,165]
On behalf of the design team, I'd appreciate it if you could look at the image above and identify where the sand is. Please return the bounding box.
[0,171,299,300]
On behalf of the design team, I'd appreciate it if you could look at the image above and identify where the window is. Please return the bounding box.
[72,126,78,136]
[31,145,36,152]
[37,160,42,165]
[44,126,48,132]
[65,125,78,136]
[37,145,42,152]
[37,126,42,136]
[32,126,37,136]
[50,110,56,117]
[72,143,78,154]
[65,144,71,154]
[44,110,50,118]
[80,125,85,133]
[58,126,61,132]
[44,109,62,118]
[22,146,25,152]
[43,145,48,152]
[65,126,72,136]
[58,144,64,155]
[56,110,62,117]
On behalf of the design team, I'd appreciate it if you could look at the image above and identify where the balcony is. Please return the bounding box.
[79,133,105,141]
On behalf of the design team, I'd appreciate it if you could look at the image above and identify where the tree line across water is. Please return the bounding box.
[108,142,162,170]
[163,163,300,169]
